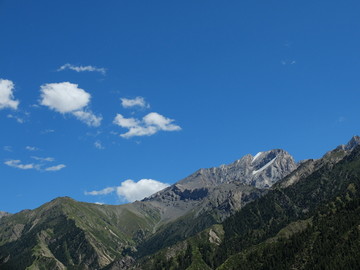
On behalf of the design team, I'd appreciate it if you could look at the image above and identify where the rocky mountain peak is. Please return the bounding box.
[336,135,360,151]
[345,135,360,150]
[165,149,297,190]
[142,148,297,223]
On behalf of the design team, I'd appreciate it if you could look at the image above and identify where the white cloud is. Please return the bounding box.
[4,160,36,170]
[5,158,65,172]
[40,82,102,127]
[121,125,158,138]
[40,82,90,113]
[113,114,140,128]
[84,179,169,202]
[7,114,24,123]
[113,112,181,138]
[72,110,102,127]
[58,63,106,75]
[45,164,66,171]
[143,112,181,131]
[94,140,104,149]
[26,146,39,151]
[0,79,19,110]
[85,187,115,196]
[31,156,54,162]
[116,179,169,202]
[121,97,149,108]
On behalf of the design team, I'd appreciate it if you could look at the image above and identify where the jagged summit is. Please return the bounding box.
[335,135,360,151]
[343,135,360,150]
[174,149,297,189]
[141,149,297,224]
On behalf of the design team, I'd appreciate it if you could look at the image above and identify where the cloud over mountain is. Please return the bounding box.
[85,179,169,202]
[116,179,169,202]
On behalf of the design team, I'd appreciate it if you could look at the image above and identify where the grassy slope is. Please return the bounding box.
[0,198,160,269]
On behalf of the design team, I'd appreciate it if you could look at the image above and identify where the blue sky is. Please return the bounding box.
[1,0,360,213]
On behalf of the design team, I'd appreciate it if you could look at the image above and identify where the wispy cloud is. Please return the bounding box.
[58,63,106,75]
[85,187,115,196]
[94,141,104,150]
[7,114,24,123]
[45,164,66,171]
[3,146,12,152]
[281,60,296,66]
[113,112,181,138]
[40,82,102,127]
[4,160,37,170]
[26,146,39,151]
[121,97,149,109]
[72,110,102,127]
[0,79,19,110]
[336,116,346,123]
[41,129,55,134]
[31,156,54,162]
[85,179,169,202]
[4,156,65,172]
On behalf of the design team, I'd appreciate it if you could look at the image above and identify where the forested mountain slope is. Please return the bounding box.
[137,138,360,270]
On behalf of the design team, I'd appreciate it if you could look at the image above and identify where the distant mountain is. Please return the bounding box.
[0,137,358,269]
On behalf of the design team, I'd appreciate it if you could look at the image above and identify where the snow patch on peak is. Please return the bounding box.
[252,152,263,163]
[252,157,277,175]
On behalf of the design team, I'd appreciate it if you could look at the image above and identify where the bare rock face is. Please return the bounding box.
[173,149,297,189]
[277,136,360,189]
[337,135,360,151]
[143,149,297,223]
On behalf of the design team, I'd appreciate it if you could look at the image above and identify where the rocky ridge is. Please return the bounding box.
[0,211,11,219]
[276,136,360,189]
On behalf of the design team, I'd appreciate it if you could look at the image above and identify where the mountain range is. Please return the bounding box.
[1,136,360,269]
